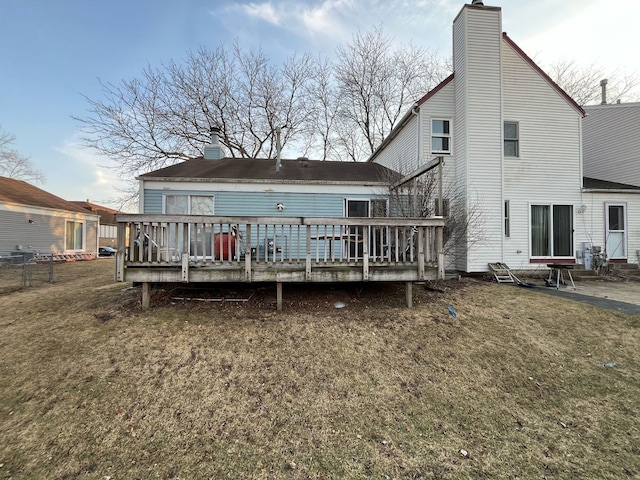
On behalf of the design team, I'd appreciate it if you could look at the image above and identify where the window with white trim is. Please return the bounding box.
[504,122,519,157]
[530,204,573,257]
[431,119,451,154]
[65,220,85,251]
[504,200,510,237]
[164,194,214,215]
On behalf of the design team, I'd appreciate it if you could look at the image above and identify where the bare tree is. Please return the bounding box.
[75,43,315,181]
[334,27,449,160]
[547,59,640,105]
[0,126,45,184]
[383,166,484,269]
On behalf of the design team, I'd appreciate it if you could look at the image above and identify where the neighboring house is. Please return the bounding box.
[138,134,397,221]
[581,101,640,264]
[369,2,640,272]
[0,176,99,259]
[71,200,119,248]
[583,101,640,188]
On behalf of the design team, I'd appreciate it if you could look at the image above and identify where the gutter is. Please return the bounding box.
[138,177,395,187]
[582,188,640,194]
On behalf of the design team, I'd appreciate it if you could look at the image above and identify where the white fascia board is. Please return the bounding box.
[142,180,386,195]
[0,202,100,221]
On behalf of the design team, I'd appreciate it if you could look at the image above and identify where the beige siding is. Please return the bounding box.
[0,204,98,256]
[583,103,640,187]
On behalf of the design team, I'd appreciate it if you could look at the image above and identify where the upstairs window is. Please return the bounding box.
[431,119,451,154]
[504,122,519,157]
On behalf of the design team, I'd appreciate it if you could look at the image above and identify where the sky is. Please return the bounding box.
[1,0,638,210]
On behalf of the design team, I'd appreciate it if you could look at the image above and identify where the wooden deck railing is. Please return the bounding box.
[115,215,445,308]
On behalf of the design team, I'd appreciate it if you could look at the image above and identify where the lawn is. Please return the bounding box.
[1,260,639,479]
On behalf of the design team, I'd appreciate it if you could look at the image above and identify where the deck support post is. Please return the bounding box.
[405,281,413,308]
[142,282,151,310]
[276,282,283,312]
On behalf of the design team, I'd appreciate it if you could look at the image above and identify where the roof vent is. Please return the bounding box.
[204,127,224,160]
[471,0,484,4]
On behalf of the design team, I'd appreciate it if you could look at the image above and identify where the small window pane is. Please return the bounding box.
[432,120,449,135]
[504,200,510,238]
[432,137,450,152]
[608,205,623,230]
[504,122,518,139]
[166,195,189,214]
[504,140,518,157]
[191,196,214,215]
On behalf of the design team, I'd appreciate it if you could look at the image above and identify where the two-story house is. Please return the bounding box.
[370,1,639,272]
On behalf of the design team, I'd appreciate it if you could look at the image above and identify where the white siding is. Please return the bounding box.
[501,39,583,271]
[577,192,640,266]
[372,114,419,174]
[583,103,640,187]
[453,5,504,272]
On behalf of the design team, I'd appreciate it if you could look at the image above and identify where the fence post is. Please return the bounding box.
[49,255,54,283]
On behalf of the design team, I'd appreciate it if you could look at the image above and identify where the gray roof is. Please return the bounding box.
[139,157,400,184]
[583,177,640,190]
[0,176,93,214]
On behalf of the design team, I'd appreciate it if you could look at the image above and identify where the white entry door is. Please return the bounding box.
[606,203,626,260]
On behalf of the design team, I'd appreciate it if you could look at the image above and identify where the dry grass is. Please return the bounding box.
[1,260,639,479]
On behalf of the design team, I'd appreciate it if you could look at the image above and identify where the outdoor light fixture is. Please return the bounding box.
[28,219,35,224]
[276,203,285,211]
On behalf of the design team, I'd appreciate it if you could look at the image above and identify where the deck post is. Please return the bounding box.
[115,222,127,281]
[276,282,283,312]
[362,225,369,281]
[305,225,311,281]
[181,253,189,282]
[405,281,413,308]
[436,226,445,280]
[244,224,252,282]
[141,282,151,310]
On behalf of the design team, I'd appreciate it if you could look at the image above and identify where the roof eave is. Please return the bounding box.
[368,73,455,164]
[139,177,393,186]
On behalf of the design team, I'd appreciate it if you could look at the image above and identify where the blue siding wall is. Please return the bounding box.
[144,190,385,216]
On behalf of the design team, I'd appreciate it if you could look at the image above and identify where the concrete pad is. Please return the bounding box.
[519,278,640,315]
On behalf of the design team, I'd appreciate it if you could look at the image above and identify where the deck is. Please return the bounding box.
[115,215,445,310]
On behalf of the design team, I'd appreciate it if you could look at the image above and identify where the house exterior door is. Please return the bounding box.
[606,203,626,260]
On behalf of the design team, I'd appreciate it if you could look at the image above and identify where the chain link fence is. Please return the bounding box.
[0,254,55,293]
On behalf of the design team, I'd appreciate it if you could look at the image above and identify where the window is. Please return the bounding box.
[370,199,388,218]
[531,204,573,257]
[65,220,84,251]
[164,194,214,215]
[164,194,215,258]
[431,119,451,154]
[504,122,519,157]
[504,200,510,237]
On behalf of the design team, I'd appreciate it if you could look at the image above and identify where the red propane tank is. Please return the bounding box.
[214,233,236,260]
